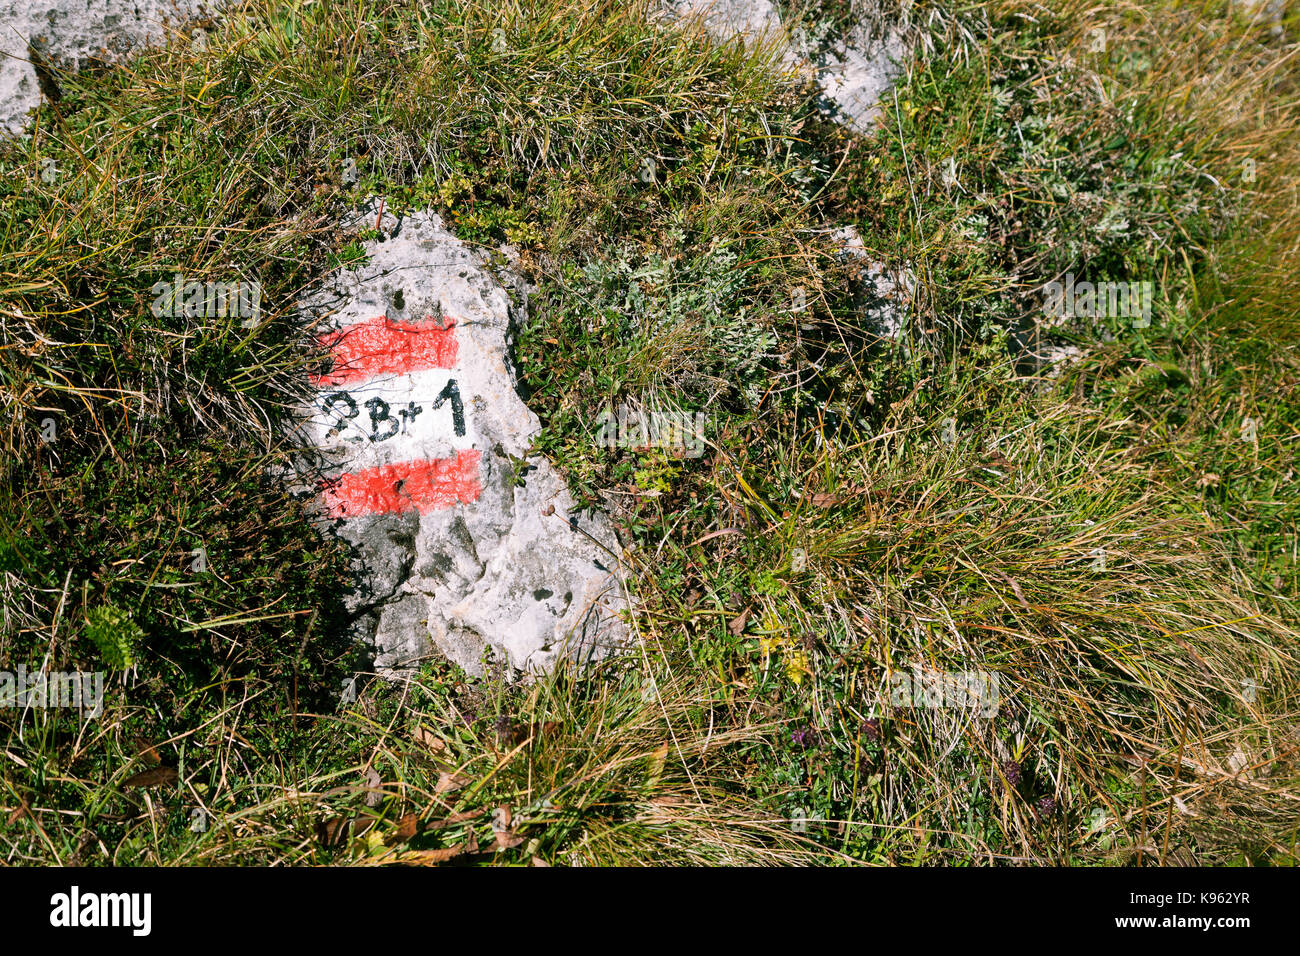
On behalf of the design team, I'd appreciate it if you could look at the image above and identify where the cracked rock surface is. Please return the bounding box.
[295,208,628,677]
[1,0,219,137]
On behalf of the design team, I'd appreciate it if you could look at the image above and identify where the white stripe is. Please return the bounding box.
[306,368,478,471]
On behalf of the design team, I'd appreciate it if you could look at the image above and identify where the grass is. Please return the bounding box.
[1,0,1297,865]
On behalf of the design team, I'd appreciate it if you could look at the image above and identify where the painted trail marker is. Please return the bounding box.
[296,207,627,677]
[309,314,482,516]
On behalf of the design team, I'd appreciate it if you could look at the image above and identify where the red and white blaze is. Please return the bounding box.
[308,313,482,518]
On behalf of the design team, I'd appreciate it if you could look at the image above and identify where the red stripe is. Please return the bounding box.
[321,451,482,517]
[314,315,458,386]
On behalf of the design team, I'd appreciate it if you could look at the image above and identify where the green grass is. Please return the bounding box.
[1,0,1298,865]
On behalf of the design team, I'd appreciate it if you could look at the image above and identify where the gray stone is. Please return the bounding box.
[661,0,905,132]
[812,24,906,133]
[294,207,628,677]
[659,0,786,46]
[830,224,912,339]
[1,0,221,138]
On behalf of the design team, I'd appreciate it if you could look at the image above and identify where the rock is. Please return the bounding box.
[293,206,628,677]
[659,0,786,46]
[1,0,221,138]
[830,225,912,339]
[812,24,906,133]
[660,0,905,132]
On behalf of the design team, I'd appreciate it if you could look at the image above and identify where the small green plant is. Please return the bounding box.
[632,454,679,494]
[83,604,143,670]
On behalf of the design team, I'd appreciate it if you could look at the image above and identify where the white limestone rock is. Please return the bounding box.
[294,207,628,677]
[830,224,913,339]
[660,0,905,132]
[1,0,219,138]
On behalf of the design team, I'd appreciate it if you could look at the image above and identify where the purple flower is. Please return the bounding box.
[1001,759,1022,787]
[791,725,819,749]
[495,714,515,743]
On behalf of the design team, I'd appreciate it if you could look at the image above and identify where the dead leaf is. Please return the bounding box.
[122,766,178,789]
[385,812,421,846]
[392,846,466,866]
[727,607,751,636]
[687,527,742,547]
[414,726,447,755]
[491,830,525,851]
[530,856,551,867]
[435,772,471,794]
[317,815,351,847]
[7,799,29,825]
[364,766,384,807]
[133,738,162,766]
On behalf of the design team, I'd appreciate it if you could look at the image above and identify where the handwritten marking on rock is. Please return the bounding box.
[296,207,627,676]
[311,313,481,516]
